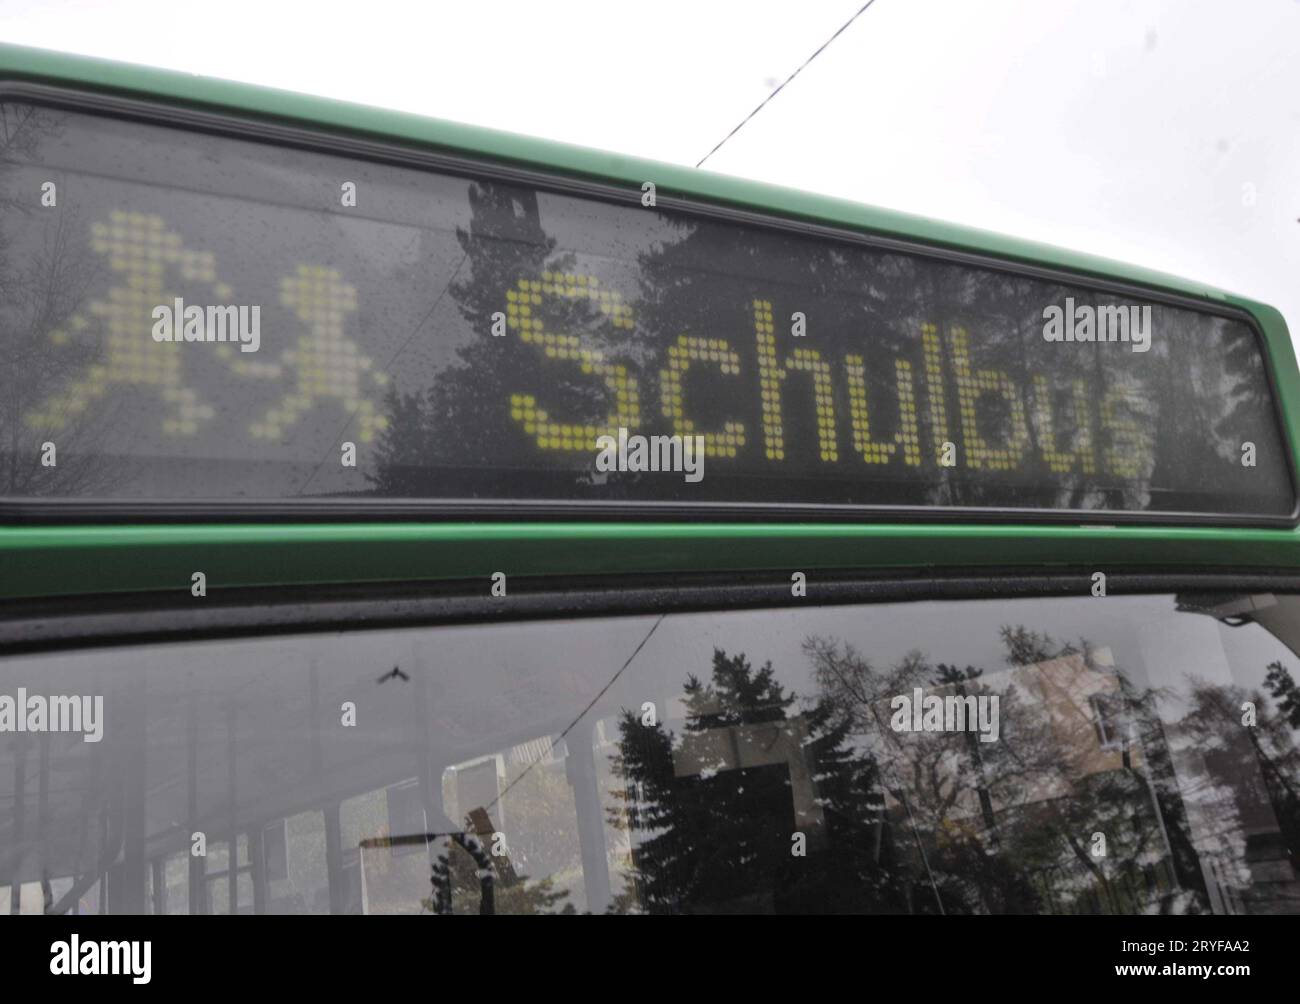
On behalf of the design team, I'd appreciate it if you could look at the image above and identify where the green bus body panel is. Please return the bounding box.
[1,42,1299,602]
[1,523,1299,603]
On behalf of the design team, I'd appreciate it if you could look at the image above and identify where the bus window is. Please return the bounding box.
[3,591,1299,914]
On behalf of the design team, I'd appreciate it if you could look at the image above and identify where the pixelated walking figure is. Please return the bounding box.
[27,215,389,444]
[24,211,229,436]
[249,264,389,444]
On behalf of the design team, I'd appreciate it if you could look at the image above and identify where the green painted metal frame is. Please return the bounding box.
[1,42,1297,602]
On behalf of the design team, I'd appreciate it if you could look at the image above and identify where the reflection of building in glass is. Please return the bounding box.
[870,649,1188,914]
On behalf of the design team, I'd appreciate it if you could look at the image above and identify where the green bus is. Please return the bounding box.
[2,42,1299,917]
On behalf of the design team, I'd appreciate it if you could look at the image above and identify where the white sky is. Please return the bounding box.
[2,0,1298,345]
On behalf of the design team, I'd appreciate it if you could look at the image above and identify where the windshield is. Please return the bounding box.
[3,590,1299,915]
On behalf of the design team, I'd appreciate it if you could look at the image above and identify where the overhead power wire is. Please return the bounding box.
[695,0,882,169]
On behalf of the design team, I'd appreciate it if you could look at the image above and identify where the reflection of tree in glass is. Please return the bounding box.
[370,182,626,497]
[0,104,126,496]
[807,636,1043,912]
[1176,663,1300,902]
[1215,319,1276,459]
[1261,662,1300,874]
[805,625,1208,914]
[635,217,934,502]
[1266,660,1300,730]
[609,648,902,914]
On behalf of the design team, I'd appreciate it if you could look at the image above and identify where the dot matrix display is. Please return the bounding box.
[0,101,1292,521]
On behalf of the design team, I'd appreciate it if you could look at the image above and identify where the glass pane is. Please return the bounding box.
[0,101,1289,518]
[3,591,1300,913]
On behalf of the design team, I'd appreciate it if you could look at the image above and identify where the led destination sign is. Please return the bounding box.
[0,101,1292,521]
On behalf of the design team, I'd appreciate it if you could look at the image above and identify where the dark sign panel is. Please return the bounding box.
[0,100,1293,521]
